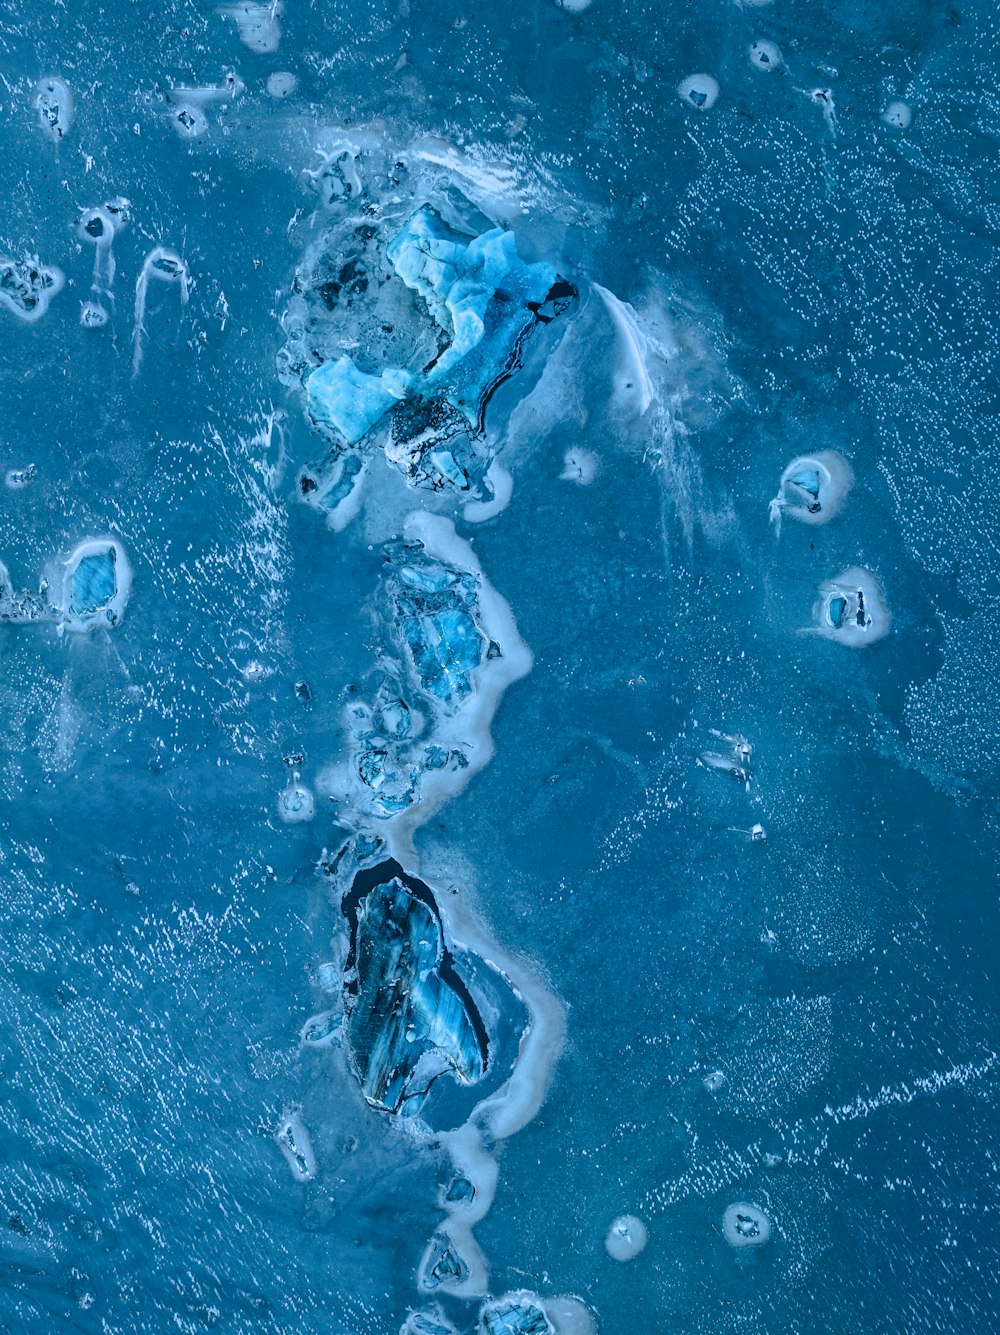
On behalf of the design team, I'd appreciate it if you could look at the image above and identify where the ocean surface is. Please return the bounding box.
[0,1,997,1331]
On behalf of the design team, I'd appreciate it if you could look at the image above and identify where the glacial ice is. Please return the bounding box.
[480,1293,554,1335]
[341,861,488,1116]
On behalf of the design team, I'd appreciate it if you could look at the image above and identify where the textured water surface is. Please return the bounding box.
[0,1,997,1332]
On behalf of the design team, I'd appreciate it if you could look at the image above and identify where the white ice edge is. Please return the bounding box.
[463,462,513,524]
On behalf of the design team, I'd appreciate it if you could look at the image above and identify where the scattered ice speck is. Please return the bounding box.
[278,778,315,823]
[812,566,890,647]
[266,71,298,99]
[769,450,853,533]
[559,448,598,484]
[275,1108,316,1181]
[0,255,64,323]
[220,1,283,53]
[34,76,73,141]
[749,40,782,72]
[605,1214,648,1261]
[678,73,720,111]
[882,100,913,130]
[723,1201,771,1247]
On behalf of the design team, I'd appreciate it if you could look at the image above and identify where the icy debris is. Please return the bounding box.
[61,538,132,632]
[882,100,912,130]
[77,202,127,330]
[219,1,282,53]
[303,141,363,206]
[722,1201,771,1247]
[5,464,36,490]
[749,40,782,72]
[812,566,890,647]
[275,1108,316,1181]
[34,76,73,141]
[0,255,64,323]
[166,71,244,139]
[390,550,485,710]
[768,450,853,533]
[678,73,720,111]
[421,1232,470,1291]
[0,561,54,624]
[480,1294,554,1335]
[341,860,488,1116]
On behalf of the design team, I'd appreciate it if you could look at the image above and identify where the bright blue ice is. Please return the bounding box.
[69,551,116,615]
[345,873,487,1115]
[1,2,998,1334]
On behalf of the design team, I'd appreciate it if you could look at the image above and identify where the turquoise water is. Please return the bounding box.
[0,2,997,1332]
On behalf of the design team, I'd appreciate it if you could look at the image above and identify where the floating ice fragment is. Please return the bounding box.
[0,256,64,323]
[341,860,488,1115]
[306,358,411,445]
[421,1233,469,1291]
[274,1108,316,1182]
[166,72,244,139]
[605,1214,648,1261]
[722,1201,771,1247]
[219,1,282,53]
[882,100,913,130]
[559,449,598,485]
[61,538,132,632]
[480,1294,554,1335]
[80,302,109,328]
[768,450,853,532]
[749,40,782,72]
[812,566,890,647]
[297,449,366,531]
[678,73,720,111]
[543,1298,597,1335]
[34,76,73,141]
[303,142,363,206]
[698,730,753,788]
[703,1070,726,1093]
[5,464,36,490]
[0,560,55,624]
[266,71,298,99]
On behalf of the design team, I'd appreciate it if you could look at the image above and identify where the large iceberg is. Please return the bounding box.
[342,860,489,1116]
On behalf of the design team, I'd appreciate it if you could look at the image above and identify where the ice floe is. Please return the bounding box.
[34,75,73,142]
[61,538,132,632]
[678,73,720,112]
[219,1,282,53]
[275,1107,316,1181]
[0,255,64,323]
[722,1201,772,1247]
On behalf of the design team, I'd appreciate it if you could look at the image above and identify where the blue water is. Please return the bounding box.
[0,1,997,1332]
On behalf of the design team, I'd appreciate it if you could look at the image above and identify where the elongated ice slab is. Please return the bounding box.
[275,1108,316,1182]
[342,860,488,1116]
[812,566,890,647]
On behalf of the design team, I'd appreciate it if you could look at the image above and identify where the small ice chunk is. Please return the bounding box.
[812,566,890,647]
[678,73,720,111]
[480,1294,554,1335]
[605,1214,648,1261]
[80,302,109,328]
[278,779,315,823]
[723,1201,771,1247]
[275,1108,316,1182]
[219,1,282,53]
[61,538,132,632]
[882,100,912,130]
[421,1233,469,1292]
[0,256,64,323]
[749,40,782,72]
[768,450,853,531]
[402,1308,458,1335]
[543,1298,597,1335]
[5,464,36,490]
[34,76,73,141]
[703,1070,726,1093]
[266,71,298,99]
